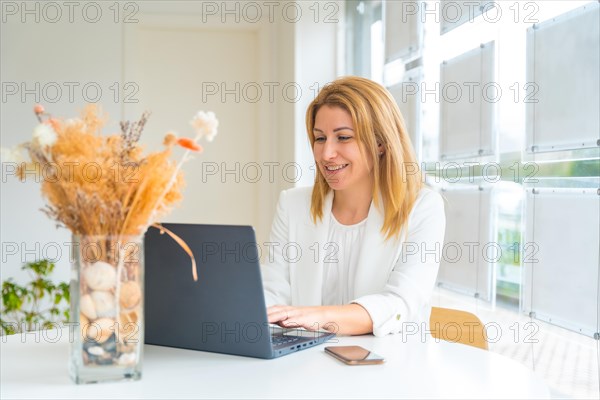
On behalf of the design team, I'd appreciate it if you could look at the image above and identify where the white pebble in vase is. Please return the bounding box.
[80,294,97,320]
[87,318,116,344]
[83,261,117,291]
[91,291,117,318]
[87,346,105,356]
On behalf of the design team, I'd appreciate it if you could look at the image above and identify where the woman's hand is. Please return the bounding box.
[267,305,336,332]
[267,304,374,335]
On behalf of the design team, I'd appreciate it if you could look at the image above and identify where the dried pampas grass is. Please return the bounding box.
[11,104,217,238]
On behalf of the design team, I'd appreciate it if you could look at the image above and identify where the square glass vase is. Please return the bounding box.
[69,235,144,384]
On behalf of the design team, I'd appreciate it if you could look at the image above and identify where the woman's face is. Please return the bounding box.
[313,105,374,193]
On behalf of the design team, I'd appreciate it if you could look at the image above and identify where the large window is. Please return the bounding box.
[346,1,599,398]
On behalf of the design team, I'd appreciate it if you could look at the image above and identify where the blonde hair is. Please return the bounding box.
[306,76,423,241]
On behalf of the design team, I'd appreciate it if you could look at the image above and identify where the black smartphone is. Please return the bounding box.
[324,345,385,365]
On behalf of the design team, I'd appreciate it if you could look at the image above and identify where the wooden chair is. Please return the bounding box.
[430,307,489,350]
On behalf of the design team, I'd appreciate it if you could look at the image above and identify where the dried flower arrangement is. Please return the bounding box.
[1,105,219,280]
[1,105,218,378]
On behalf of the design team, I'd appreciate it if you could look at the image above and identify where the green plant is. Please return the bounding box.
[1,259,70,335]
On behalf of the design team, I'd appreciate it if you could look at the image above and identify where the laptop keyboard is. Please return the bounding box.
[271,335,302,346]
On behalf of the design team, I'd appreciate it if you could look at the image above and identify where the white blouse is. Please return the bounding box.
[261,185,446,337]
[321,214,367,306]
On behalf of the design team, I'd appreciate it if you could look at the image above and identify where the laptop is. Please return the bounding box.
[144,223,335,359]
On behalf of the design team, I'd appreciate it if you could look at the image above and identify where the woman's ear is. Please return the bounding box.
[377,142,385,156]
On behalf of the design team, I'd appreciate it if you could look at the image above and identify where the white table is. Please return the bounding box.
[1,329,550,399]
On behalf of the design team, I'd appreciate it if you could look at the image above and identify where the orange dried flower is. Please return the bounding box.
[176,137,203,152]
[34,104,45,114]
[163,132,178,147]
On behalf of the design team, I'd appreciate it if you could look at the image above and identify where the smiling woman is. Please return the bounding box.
[262,76,446,337]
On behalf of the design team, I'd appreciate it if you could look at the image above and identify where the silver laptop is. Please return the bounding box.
[144,223,335,359]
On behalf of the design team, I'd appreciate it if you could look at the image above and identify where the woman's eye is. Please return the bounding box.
[315,137,325,142]
[338,136,352,141]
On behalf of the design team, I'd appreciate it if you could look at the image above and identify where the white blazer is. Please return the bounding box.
[261,185,446,336]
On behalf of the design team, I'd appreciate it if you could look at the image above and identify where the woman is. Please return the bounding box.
[262,76,445,337]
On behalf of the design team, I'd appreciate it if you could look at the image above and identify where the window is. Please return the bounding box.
[346,1,600,397]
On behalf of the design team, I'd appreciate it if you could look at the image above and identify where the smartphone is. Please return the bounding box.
[324,346,385,365]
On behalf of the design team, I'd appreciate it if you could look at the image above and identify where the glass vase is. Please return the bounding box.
[69,235,144,384]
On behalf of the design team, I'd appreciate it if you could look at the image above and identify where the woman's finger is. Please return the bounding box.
[267,306,293,323]
[267,305,286,315]
[267,311,286,323]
